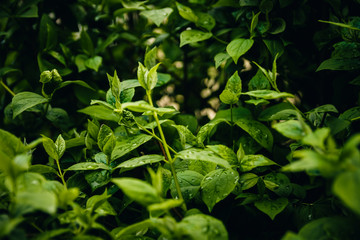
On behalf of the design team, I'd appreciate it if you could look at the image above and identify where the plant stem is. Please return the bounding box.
[0,78,16,97]
[230,103,235,150]
[147,92,186,210]
[213,35,228,45]
[135,120,177,154]
[25,138,44,150]
[56,159,67,189]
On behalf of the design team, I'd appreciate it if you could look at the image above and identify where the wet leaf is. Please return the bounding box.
[180,30,212,47]
[201,169,239,211]
[254,197,288,220]
[112,178,161,206]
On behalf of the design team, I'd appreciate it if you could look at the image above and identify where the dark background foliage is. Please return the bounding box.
[1,0,360,239]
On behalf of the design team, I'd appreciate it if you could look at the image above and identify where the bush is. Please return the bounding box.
[1,0,360,239]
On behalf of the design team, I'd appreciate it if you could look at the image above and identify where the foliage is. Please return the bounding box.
[1,0,360,239]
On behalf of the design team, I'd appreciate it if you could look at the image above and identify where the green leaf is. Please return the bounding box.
[112,178,161,206]
[250,12,261,38]
[29,165,58,175]
[122,101,175,115]
[78,105,120,122]
[97,124,116,156]
[206,144,238,165]
[0,67,21,77]
[111,134,153,161]
[268,18,286,34]
[137,62,147,90]
[114,219,153,239]
[148,199,183,213]
[144,46,158,69]
[15,190,57,215]
[140,8,173,27]
[170,170,204,201]
[219,89,238,104]
[147,63,161,91]
[248,69,271,90]
[86,189,116,215]
[273,120,310,140]
[39,14,57,51]
[85,56,102,72]
[180,30,212,47]
[225,71,242,96]
[58,80,95,91]
[177,214,228,239]
[235,118,273,151]
[264,172,292,197]
[239,0,259,6]
[214,52,231,68]
[12,92,48,118]
[176,2,198,22]
[157,73,172,87]
[47,50,66,65]
[226,38,254,64]
[196,119,228,146]
[317,56,360,71]
[260,0,273,13]
[55,134,66,160]
[96,33,120,53]
[42,136,59,161]
[339,106,360,121]
[201,169,239,211]
[258,102,297,121]
[196,13,216,31]
[297,217,360,240]
[114,154,164,169]
[240,154,277,172]
[0,129,26,158]
[173,114,198,134]
[254,197,288,220]
[107,70,121,102]
[245,99,270,106]
[302,128,330,150]
[239,173,259,190]
[75,54,87,72]
[16,5,38,18]
[213,107,252,122]
[263,39,284,57]
[282,150,336,177]
[85,170,111,191]
[171,124,197,148]
[80,30,94,56]
[176,148,231,169]
[66,162,111,171]
[333,170,360,215]
[242,90,294,99]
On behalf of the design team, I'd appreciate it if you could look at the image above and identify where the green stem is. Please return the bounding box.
[43,100,50,117]
[212,35,228,45]
[56,159,67,189]
[25,138,44,150]
[147,92,186,210]
[285,98,306,119]
[0,78,16,97]
[135,121,177,154]
[230,103,235,150]
[30,222,44,233]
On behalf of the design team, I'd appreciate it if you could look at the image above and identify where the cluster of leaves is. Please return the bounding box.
[1,0,360,239]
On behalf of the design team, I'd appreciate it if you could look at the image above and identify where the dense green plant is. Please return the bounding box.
[1,0,360,239]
